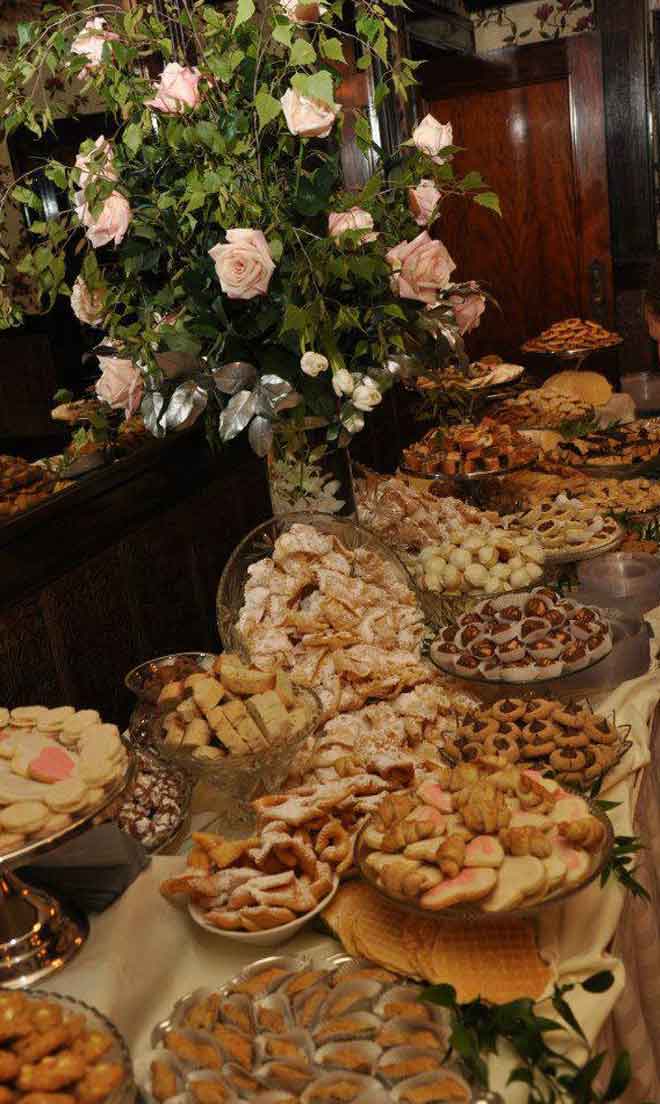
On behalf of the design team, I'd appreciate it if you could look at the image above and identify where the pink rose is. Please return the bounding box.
[145,63,202,114]
[75,190,132,249]
[412,114,452,160]
[95,355,143,417]
[386,231,456,304]
[450,292,486,336]
[408,179,441,226]
[328,207,377,243]
[70,18,118,73]
[280,88,339,138]
[75,136,117,192]
[70,275,106,326]
[208,229,275,300]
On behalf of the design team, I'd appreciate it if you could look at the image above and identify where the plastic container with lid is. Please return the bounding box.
[620,372,660,416]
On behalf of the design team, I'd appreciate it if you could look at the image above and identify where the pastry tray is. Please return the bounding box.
[429,607,650,701]
[399,457,537,484]
[522,341,622,359]
[541,523,625,565]
[355,798,614,922]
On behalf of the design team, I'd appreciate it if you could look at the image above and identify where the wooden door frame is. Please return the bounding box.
[417,33,614,327]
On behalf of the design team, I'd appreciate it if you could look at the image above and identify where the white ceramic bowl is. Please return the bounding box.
[188,878,339,947]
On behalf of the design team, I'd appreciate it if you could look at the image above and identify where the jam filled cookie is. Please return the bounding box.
[553,702,589,728]
[484,733,520,763]
[490,699,526,724]
[584,716,618,745]
[549,747,587,773]
[525,699,557,722]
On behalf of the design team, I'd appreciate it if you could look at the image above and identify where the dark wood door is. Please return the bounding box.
[418,34,614,364]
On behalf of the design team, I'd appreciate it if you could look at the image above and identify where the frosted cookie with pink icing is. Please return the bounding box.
[549,795,589,823]
[481,855,546,912]
[28,745,77,784]
[465,835,505,868]
[417,780,453,813]
[551,837,591,886]
[421,867,497,909]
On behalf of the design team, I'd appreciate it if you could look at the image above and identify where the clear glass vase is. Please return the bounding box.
[267,423,356,517]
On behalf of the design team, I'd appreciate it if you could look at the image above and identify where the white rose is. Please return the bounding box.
[352,377,382,411]
[301,351,329,377]
[208,228,275,299]
[408,179,441,226]
[75,136,117,192]
[386,231,456,304]
[280,0,325,21]
[280,87,340,138]
[340,405,365,435]
[332,369,355,397]
[412,114,453,160]
[70,275,106,326]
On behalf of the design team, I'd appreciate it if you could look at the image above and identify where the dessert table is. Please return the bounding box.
[31,608,660,1104]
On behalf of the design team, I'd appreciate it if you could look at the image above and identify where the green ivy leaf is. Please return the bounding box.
[320,37,346,63]
[13,185,40,209]
[306,69,335,105]
[281,303,310,333]
[53,388,74,404]
[123,123,143,155]
[582,970,615,994]
[474,191,502,215]
[604,1052,631,1101]
[272,21,293,47]
[255,87,282,130]
[234,0,255,30]
[422,984,456,1008]
[290,38,316,65]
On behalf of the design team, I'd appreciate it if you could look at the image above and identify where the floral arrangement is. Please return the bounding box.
[0,0,499,454]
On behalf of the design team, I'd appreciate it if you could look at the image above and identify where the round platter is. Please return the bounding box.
[523,342,621,360]
[399,457,537,484]
[417,584,546,633]
[355,799,614,923]
[429,607,650,701]
[536,522,626,566]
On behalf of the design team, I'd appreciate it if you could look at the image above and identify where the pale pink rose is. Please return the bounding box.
[70,275,106,326]
[75,190,132,249]
[95,355,143,417]
[412,114,453,160]
[328,207,377,243]
[280,0,325,20]
[408,179,441,226]
[145,63,202,114]
[450,292,486,336]
[386,231,456,304]
[75,136,117,192]
[208,229,275,300]
[70,18,118,73]
[280,88,339,138]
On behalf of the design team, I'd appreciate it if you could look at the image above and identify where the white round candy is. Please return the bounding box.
[465,563,489,588]
[478,545,498,567]
[507,555,523,571]
[527,562,544,581]
[449,547,472,569]
[491,562,511,580]
[443,564,462,589]
[463,534,483,553]
[510,567,531,588]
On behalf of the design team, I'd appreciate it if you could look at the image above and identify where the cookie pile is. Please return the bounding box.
[414,522,544,595]
[0,455,58,519]
[116,751,189,851]
[431,588,612,683]
[507,495,621,557]
[547,420,660,470]
[522,318,621,354]
[358,764,609,913]
[152,655,316,761]
[143,956,470,1104]
[445,698,625,788]
[492,388,595,430]
[403,419,538,477]
[0,990,128,1104]
[0,705,128,853]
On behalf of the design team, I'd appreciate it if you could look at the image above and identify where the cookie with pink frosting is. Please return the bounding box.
[421,867,497,909]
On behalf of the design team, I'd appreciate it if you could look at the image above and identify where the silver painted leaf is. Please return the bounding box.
[218,389,257,442]
[257,374,300,415]
[165,381,208,431]
[384,354,420,379]
[212,361,257,395]
[141,391,167,437]
[248,415,273,457]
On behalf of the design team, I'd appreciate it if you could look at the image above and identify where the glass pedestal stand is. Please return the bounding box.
[0,754,134,988]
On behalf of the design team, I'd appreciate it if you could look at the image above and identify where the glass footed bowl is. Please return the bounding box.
[355,796,614,922]
[216,510,422,654]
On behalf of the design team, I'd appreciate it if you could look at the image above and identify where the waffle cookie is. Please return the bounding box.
[323,882,553,1003]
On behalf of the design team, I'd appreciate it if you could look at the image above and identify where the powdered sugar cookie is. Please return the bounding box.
[0,832,25,851]
[11,737,56,778]
[0,729,22,759]
[44,777,89,814]
[481,855,546,912]
[10,706,48,728]
[0,709,9,728]
[79,751,118,788]
[549,795,589,823]
[0,800,49,834]
[0,776,49,804]
[543,853,567,892]
[551,838,591,886]
[85,787,105,809]
[28,745,77,784]
[36,705,76,733]
[60,710,101,745]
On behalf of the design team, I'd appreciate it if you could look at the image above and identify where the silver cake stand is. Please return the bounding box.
[0,751,134,988]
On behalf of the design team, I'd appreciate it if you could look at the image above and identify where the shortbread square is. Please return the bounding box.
[176,697,201,723]
[246,691,291,744]
[235,714,268,752]
[274,671,296,709]
[208,707,250,754]
[158,681,185,705]
[215,655,276,695]
[192,677,225,712]
[182,718,211,748]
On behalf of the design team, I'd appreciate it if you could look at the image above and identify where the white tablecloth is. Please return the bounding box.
[36,611,660,1100]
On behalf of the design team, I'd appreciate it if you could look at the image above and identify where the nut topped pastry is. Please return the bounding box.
[403,419,538,478]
